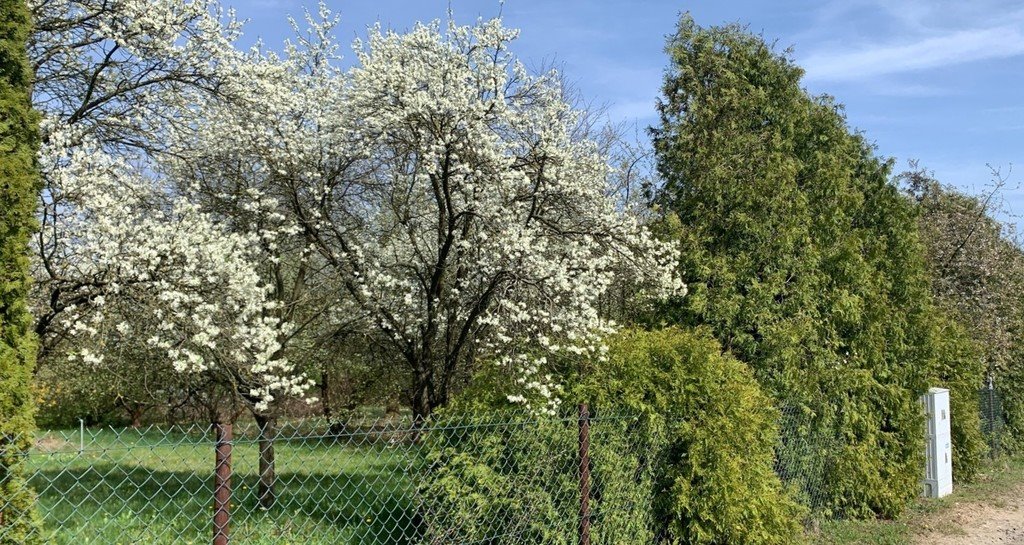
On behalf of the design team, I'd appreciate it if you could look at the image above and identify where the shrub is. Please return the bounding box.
[926,313,986,481]
[417,410,580,545]
[420,327,804,545]
[572,327,804,544]
[417,408,661,545]
[999,345,1024,454]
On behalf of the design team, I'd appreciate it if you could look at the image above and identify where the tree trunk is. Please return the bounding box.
[320,364,333,422]
[411,368,434,427]
[254,413,277,510]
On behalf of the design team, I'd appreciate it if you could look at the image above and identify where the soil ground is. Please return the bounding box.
[812,457,1024,545]
[913,480,1024,545]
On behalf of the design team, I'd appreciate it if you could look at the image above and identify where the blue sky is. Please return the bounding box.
[238,0,1024,224]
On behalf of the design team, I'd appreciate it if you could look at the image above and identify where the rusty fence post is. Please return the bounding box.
[578,403,591,545]
[213,422,233,545]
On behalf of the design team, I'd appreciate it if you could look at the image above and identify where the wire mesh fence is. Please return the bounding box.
[773,405,842,520]
[7,407,664,545]
[4,390,1011,543]
[772,386,1015,524]
[979,384,1006,460]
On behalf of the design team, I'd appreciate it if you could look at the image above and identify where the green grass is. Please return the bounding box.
[27,428,421,544]
[36,425,1024,545]
[808,455,1024,544]
[810,520,910,545]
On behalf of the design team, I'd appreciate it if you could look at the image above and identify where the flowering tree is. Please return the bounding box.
[903,165,1024,451]
[28,0,323,513]
[36,126,311,413]
[169,13,681,420]
[28,0,311,417]
[28,4,678,519]
[29,0,236,155]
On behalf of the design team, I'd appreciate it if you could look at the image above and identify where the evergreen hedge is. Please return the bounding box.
[651,15,985,517]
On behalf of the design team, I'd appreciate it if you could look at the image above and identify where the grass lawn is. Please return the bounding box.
[809,455,1024,545]
[27,426,421,544]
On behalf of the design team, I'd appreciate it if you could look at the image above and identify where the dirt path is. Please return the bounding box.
[915,482,1024,545]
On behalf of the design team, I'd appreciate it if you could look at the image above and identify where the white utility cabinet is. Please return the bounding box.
[922,387,953,498]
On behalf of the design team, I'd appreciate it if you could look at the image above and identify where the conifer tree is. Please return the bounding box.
[0,0,43,541]
[652,15,981,516]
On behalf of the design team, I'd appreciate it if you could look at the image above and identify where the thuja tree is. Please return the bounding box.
[0,0,42,541]
[651,16,972,516]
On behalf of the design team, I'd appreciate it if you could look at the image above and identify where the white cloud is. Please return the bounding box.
[801,25,1024,82]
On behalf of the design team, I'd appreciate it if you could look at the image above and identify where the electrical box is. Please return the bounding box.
[922,387,953,498]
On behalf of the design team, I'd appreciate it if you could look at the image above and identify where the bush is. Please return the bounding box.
[999,346,1024,455]
[573,328,804,544]
[926,313,986,481]
[417,410,580,545]
[420,327,804,545]
[417,408,659,545]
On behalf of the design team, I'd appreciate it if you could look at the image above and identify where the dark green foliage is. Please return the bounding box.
[418,409,658,545]
[0,0,42,541]
[423,327,804,544]
[1001,345,1024,454]
[650,16,980,517]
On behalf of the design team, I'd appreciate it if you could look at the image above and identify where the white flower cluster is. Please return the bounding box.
[30,0,318,411]
[36,121,312,412]
[166,12,683,412]
[32,1,682,414]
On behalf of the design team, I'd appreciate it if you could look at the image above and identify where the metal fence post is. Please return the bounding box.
[578,404,591,545]
[213,422,233,545]
[989,379,995,457]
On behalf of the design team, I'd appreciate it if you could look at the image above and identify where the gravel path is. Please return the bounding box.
[915,483,1024,545]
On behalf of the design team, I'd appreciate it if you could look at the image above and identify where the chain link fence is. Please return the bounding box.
[4,390,1012,543]
[980,384,1006,460]
[7,407,664,544]
[772,386,1014,525]
[773,405,842,519]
